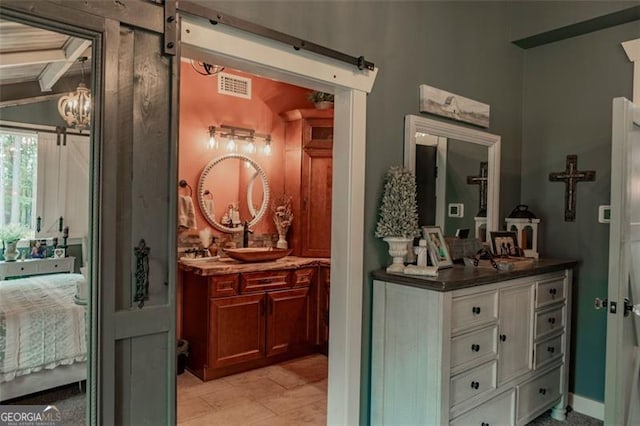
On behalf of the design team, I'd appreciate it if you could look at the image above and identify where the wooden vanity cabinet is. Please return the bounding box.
[283,109,333,258]
[266,287,312,356]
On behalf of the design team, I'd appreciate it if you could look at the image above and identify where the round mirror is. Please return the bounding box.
[197,153,270,233]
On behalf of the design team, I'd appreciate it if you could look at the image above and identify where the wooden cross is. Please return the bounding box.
[467,161,488,215]
[549,155,596,221]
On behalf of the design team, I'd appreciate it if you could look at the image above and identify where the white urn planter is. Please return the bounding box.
[383,237,413,273]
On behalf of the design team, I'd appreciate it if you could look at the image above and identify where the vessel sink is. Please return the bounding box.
[223,247,291,263]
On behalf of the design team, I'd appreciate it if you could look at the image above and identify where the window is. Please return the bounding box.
[0,129,37,236]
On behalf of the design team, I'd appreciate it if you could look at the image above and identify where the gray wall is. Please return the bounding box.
[521,20,636,401]
[209,1,524,421]
[0,99,69,127]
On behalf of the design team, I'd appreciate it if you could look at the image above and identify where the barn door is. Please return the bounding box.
[97,19,175,425]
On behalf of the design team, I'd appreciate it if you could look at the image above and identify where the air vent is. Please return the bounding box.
[218,73,251,99]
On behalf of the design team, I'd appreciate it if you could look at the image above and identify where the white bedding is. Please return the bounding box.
[0,273,86,383]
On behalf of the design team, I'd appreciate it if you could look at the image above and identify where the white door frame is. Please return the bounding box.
[181,17,378,426]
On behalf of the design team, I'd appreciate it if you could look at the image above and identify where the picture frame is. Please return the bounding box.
[29,239,47,259]
[53,248,66,259]
[490,231,521,257]
[422,226,453,269]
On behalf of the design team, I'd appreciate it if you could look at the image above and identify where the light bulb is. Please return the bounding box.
[226,138,236,152]
[245,140,256,154]
[208,135,217,149]
[263,141,272,156]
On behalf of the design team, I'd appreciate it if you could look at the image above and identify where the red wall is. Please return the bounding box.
[179,61,312,237]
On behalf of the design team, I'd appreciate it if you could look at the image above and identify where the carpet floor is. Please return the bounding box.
[3,382,86,426]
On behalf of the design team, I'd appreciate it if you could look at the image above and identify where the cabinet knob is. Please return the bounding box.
[539,388,547,395]
[549,288,557,296]
[472,306,481,315]
[500,334,507,342]
[547,346,555,354]
[471,344,480,352]
[470,381,480,390]
[548,317,556,325]
[481,423,490,426]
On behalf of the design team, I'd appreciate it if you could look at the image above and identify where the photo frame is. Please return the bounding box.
[490,231,521,257]
[29,239,47,259]
[53,248,66,259]
[422,226,453,269]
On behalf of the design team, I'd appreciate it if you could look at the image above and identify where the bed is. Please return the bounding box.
[0,273,87,401]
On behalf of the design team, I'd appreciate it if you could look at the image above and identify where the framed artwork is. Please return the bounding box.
[422,226,453,269]
[53,248,66,259]
[29,239,47,258]
[490,231,521,257]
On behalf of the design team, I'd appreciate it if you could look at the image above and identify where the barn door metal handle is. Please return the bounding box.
[36,216,42,233]
[134,239,150,309]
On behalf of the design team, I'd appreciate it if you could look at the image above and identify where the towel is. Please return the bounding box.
[203,199,215,220]
[179,195,197,229]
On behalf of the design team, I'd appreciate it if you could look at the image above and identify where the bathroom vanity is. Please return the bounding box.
[179,256,330,380]
[370,259,576,426]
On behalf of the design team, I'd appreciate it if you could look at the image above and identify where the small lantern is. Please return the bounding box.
[473,207,487,243]
[505,205,540,259]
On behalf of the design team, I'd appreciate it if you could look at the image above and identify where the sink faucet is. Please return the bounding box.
[242,221,253,248]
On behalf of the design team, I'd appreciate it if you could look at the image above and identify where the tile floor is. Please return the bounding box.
[177,354,328,425]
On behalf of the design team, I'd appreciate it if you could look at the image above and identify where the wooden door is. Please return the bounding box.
[266,287,311,356]
[498,284,533,384]
[605,98,640,425]
[301,148,332,257]
[209,293,265,368]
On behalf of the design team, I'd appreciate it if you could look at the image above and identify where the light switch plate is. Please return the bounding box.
[448,203,464,218]
[598,205,611,223]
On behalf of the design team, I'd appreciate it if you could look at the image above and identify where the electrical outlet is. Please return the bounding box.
[448,203,464,218]
[598,205,611,223]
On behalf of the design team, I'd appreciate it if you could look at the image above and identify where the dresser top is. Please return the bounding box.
[371,259,577,292]
[179,255,330,276]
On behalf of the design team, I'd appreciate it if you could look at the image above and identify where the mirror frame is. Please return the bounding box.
[197,153,271,233]
[404,114,501,235]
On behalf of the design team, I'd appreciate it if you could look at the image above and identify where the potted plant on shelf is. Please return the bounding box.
[0,223,29,262]
[272,194,293,249]
[375,166,420,273]
[307,91,334,110]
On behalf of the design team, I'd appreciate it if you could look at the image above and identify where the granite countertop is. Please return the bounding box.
[179,256,330,276]
[371,259,577,292]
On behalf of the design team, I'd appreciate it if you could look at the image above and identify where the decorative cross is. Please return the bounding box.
[549,155,596,221]
[467,161,488,215]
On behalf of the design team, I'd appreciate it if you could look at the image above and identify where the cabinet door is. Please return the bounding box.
[209,293,265,368]
[266,287,312,356]
[498,284,534,384]
[301,149,332,257]
[320,266,330,347]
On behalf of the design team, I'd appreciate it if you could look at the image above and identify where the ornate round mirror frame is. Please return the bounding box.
[197,153,271,233]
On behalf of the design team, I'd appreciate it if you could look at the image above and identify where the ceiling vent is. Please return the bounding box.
[218,72,251,99]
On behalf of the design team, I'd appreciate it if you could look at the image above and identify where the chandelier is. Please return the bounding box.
[58,57,91,131]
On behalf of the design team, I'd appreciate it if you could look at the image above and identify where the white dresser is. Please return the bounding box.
[371,259,575,426]
[0,257,75,280]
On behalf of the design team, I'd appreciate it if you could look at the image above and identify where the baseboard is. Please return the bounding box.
[569,392,604,421]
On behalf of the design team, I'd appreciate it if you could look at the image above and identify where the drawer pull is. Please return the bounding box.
[472,306,481,315]
[54,264,58,268]
[499,334,507,342]
[259,278,273,284]
[481,423,490,426]
[471,344,480,352]
[549,288,557,296]
[20,267,24,271]
[539,388,547,395]
[547,346,555,354]
[548,317,556,325]
[470,381,480,390]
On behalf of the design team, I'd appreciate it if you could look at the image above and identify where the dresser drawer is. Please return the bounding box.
[451,325,497,373]
[240,270,290,293]
[292,267,315,287]
[450,360,497,408]
[536,277,566,308]
[534,334,564,369]
[517,367,562,424]
[3,261,38,276]
[451,290,498,334]
[450,388,515,426]
[535,306,565,340]
[37,259,72,274]
[208,274,239,298]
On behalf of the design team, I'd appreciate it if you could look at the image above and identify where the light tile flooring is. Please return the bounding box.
[177,354,328,425]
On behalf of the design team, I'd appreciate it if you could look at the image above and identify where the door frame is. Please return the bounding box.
[179,15,377,425]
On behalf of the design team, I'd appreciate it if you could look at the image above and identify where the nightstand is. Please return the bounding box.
[0,256,75,280]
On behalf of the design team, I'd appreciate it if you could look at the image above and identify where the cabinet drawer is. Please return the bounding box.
[534,334,564,369]
[208,274,239,298]
[241,270,290,293]
[536,277,566,308]
[451,388,515,426]
[37,259,72,274]
[451,290,498,333]
[517,367,562,424]
[450,360,497,408]
[3,262,38,276]
[451,325,497,373]
[292,267,314,287]
[535,306,565,340]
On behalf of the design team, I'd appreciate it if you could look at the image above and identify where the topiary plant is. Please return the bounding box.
[307,91,334,103]
[375,166,420,239]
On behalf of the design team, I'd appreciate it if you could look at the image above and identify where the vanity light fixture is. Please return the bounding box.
[245,138,256,154]
[207,124,272,155]
[207,126,218,149]
[226,136,237,152]
[263,137,272,156]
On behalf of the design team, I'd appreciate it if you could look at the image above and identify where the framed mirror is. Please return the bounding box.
[197,153,271,233]
[404,115,500,241]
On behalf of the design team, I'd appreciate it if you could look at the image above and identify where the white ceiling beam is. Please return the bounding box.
[0,49,66,69]
[38,37,91,92]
